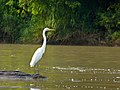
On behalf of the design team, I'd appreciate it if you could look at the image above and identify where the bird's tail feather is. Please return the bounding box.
[30,60,35,67]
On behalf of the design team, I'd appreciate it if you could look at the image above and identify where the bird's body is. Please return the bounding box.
[30,47,44,67]
[30,28,54,67]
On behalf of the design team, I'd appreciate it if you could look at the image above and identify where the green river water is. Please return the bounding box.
[0,44,120,90]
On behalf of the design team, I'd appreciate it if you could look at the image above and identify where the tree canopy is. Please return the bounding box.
[0,0,120,46]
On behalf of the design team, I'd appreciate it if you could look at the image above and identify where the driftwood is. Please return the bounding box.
[0,70,47,81]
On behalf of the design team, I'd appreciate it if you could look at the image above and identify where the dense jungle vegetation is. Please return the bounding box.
[0,0,120,46]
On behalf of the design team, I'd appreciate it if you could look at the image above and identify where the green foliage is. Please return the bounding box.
[112,31,120,40]
[97,2,120,43]
[0,0,120,45]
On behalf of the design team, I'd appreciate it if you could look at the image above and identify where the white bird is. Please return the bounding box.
[30,28,54,67]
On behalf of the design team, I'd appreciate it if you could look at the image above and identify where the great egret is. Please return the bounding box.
[30,28,54,68]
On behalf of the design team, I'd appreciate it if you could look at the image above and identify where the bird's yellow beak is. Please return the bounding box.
[48,29,55,31]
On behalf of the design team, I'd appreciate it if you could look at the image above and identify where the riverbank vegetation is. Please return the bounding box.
[0,0,120,46]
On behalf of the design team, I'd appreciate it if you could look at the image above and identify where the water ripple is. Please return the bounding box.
[52,66,120,85]
[52,66,120,74]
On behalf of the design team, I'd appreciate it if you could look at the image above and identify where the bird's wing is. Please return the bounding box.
[30,48,44,67]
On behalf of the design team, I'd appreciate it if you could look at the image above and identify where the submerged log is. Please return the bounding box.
[0,70,47,81]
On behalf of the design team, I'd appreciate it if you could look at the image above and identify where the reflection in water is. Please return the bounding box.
[30,84,41,90]
[30,87,41,90]
[0,86,22,89]
[0,86,41,90]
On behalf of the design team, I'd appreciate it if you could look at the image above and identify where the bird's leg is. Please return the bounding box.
[34,67,36,74]
[36,64,40,74]
[34,64,40,74]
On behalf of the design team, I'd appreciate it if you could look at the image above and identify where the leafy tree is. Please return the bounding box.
[96,1,120,45]
[0,0,120,45]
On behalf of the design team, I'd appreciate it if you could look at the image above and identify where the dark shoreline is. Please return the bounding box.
[0,42,119,47]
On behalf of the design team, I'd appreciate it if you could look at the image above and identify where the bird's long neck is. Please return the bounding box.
[41,30,47,53]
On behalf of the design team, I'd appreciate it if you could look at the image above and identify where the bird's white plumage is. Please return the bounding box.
[30,28,54,67]
[30,48,44,67]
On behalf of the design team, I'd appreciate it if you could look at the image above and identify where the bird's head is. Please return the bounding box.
[44,27,55,32]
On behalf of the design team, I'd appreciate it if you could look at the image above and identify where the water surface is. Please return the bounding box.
[0,44,120,90]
